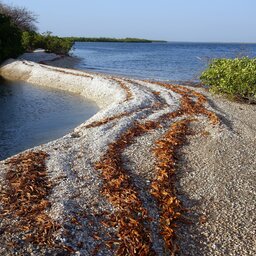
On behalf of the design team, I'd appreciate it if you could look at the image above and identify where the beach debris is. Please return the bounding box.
[151,119,190,254]
[0,60,221,255]
[94,81,219,255]
[111,77,133,101]
[95,121,160,255]
[0,151,60,247]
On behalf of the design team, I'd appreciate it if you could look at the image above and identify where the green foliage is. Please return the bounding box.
[42,33,73,55]
[21,31,37,51]
[0,14,23,63]
[200,57,256,102]
[21,31,74,55]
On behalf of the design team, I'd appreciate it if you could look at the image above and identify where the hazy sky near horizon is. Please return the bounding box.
[2,0,256,42]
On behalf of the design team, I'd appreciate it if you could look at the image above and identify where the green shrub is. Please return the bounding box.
[21,31,73,55]
[200,57,256,102]
[21,31,37,51]
[44,35,73,55]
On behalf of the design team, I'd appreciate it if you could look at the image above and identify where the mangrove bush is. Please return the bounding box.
[22,31,73,55]
[200,57,256,102]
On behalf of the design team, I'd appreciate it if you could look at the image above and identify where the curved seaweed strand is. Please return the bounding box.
[150,119,191,254]
[111,77,133,101]
[94,82,219,255]
[85,79,167,129]
[95,121,160,256]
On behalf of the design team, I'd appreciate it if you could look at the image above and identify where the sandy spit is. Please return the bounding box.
[0,54,255,256]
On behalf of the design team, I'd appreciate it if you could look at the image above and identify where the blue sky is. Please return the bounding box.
[2,0,256,42]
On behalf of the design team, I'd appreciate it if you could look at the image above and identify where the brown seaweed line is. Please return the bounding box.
[0,151,60,247]
[94,83,219,255]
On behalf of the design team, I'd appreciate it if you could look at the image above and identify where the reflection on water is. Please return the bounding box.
[0,78,99,160]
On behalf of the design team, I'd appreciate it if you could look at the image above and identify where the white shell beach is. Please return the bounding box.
[0,53,255,255]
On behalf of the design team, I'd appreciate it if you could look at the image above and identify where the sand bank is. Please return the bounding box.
[0,55,255,255]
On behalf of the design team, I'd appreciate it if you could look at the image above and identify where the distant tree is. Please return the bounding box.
[0,2,37,31]
[43,32,74,55]
[0,13,23,62]
[21,31,37,51]
[21,31,74,55]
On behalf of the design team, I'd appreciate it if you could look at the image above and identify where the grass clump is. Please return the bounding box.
[200,57,256,103]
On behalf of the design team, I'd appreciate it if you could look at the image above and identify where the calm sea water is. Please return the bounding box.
[72,42,256,81]
[0,79,99,160]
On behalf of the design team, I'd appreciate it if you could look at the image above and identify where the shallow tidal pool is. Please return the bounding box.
[0,78,99,160]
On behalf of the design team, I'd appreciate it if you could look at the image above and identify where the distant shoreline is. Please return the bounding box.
[64,37,167,43]
[63,38,256,44]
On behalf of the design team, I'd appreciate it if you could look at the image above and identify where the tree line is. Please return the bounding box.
[65,37,166,43]
[0,2,73,63]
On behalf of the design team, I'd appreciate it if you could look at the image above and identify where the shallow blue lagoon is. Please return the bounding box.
[72,42,256,81]
[0,79,99,160]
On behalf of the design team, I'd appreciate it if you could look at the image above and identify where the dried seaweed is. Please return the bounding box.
[155,82,219,125]
[151,120,190,254]
[111,78,133,101]
[86,89,165,129]
[85,103,162,129]
[94,81,219,255]
[0,151,60,247]
[85,110,138,129]
[95,121,160,255]
[0,76,220,255]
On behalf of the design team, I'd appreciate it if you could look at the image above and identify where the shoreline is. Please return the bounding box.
[0,54,255,255]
